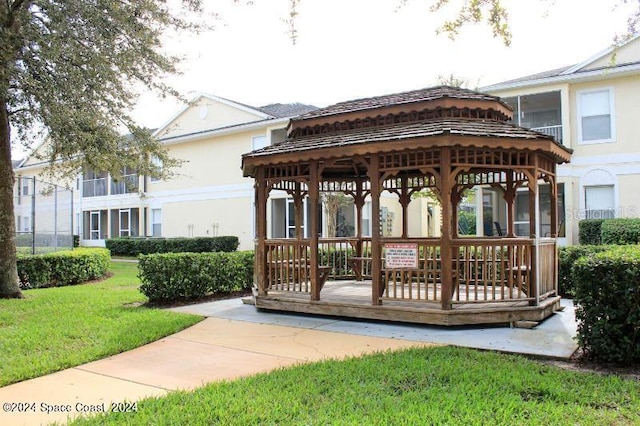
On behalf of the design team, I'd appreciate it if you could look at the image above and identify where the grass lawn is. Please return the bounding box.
[0,261,202,387]
[69,345,640,425]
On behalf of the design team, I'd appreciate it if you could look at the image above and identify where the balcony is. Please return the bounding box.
[83,178,108,197]
[502,91,563,145]
[111,174,139,195]
[531,125,563,144]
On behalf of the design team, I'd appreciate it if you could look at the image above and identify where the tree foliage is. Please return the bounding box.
[0,0,205,298]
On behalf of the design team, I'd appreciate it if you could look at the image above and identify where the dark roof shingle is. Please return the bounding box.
[256,103,318,118]
[296,86,506,120]
[244,118,560,158]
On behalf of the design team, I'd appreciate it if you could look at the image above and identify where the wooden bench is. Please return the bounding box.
[268,261,333,291]
[347,257,371,281]
[318,265,332,291]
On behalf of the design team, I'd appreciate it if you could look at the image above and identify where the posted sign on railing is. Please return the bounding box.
[384,243,418,269]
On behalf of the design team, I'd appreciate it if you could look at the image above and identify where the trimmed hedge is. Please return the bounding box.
[106,236,239,256]
[557,245,611,298]
[138,251,254,302]
[17,248,111,289]
[573,245,640,364]
[601,218,640,245]
[578,219,604,245]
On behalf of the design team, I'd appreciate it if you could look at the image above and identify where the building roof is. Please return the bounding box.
[12,159,22,168]
[296,86,511,120]
[256,103,318,118]
[482,35,640,91]
[488,65,574,87]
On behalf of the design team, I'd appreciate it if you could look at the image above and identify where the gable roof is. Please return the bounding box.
[482,35,640,91]
[152,93,318,139]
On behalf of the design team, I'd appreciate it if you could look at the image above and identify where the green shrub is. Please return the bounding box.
[17,248,111,289]
[573,245,640,364]
[138,251,254,302]
[578,219,604,245]
[557,245,610,298]
[601,218,640,245]
[106,236,239,256]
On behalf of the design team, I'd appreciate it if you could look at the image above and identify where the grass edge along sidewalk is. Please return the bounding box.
[69,345,640,425]
[0,261,202,387]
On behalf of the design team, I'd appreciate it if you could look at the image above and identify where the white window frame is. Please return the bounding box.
[90,211,101,240]
[119,208,131,237]
[285,197,309,238]
[577,87,615,145]
[21,177,30,196]
[151,208,162,237]
[150,156,163,183]
[361,201,372,237]
[584,185,615,219]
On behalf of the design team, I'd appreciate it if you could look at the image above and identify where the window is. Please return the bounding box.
[21,177,30,196]
[252,135,268,151]
[83,210,107,239]
[113,208,140,237]
[585,185,615,219]
[151,209,162,237]
[578,89,615,143]
[111,167,138,195]
[150,156,163,183]
[361,201,372,237]
[23,216,30,232]
[83,170,108,197]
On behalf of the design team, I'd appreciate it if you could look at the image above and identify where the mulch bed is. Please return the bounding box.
[540,349,640,381]
[144,289,253,309]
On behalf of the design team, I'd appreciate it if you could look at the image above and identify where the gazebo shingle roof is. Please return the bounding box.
[244,118,568,160]
[296,86,511,120]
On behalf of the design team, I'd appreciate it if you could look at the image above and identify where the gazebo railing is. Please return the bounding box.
[318,237,373,279]
[263,236,557,306]
[380,238,442,302]
[451,238,535,304]
[265,239,311,292]
[536,238,558,299]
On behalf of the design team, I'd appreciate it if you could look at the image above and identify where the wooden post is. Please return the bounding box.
[400,175,409,238]
[309,162,320,301]
[354,179,365,257]
[505,170,516,238]
[440,147,453,311]
[368,155,382,305]
[293,182,304,239]
[550,177,558,238]
[255,168,268,296]
[528,157,540,305]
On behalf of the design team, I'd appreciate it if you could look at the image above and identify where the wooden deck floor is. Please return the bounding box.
[255,280,561,326]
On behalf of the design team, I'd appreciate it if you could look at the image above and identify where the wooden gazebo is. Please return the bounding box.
[242,86,572,326]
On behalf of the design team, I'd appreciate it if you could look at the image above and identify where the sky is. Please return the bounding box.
[130,0,635,129]
[12,0,637,158]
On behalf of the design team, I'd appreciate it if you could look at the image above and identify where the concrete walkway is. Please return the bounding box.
[0,298,577,426]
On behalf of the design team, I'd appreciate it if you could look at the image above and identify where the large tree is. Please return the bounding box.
[0,1,202,298]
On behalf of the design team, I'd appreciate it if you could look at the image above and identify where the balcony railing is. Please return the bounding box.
[531,125,562,144]
[83,175,139,197]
